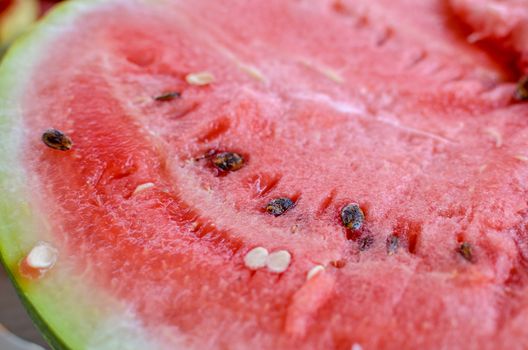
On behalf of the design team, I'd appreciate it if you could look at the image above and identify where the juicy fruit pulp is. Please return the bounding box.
[0,0,527,349]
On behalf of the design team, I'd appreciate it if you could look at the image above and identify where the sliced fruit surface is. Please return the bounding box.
[448,0,528,73]
[0,0,527,349]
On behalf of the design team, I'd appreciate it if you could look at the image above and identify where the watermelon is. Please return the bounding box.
[0,0,527,349]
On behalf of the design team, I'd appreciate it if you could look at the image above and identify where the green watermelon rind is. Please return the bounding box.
[0,2,83,348]
[0,2,97,348]
[0,1,167,350]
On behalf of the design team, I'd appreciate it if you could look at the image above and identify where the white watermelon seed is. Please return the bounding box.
[240,64,265,82]
[306,265,325,280]
[299,58,344,83]
[484,127,502,147]
[132,182,155,196]
[244,247,269,270]
[351,343,363,350]
[266,250,291,273]
[185,72,215,86]
[514,154,528,162]
[26,242,58,270]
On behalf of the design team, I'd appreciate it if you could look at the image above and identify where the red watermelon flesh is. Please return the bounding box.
[449,0,528,73]
[2,0,528,349]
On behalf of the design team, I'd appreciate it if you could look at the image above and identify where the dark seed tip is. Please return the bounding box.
[458,242,474,262]
[387,235,399,255]
[154,91,182,101]
[340,203,364,230]
[266,197,294,217]
[358,235,374,251]
[42,128,73,151]
[211,151,244,172]
[513,76,528,102]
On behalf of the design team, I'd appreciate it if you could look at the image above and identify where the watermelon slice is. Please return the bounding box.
[0,0,527,349]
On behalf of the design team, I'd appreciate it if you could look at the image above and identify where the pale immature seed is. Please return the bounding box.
[306,265,325,280]
[132,182,155,196]
[244,247,269,270]
[26,242,58,270]
[185,72,215,86]
[266,250,291,273]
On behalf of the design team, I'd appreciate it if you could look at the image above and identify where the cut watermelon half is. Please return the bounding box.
[0,0,527,349]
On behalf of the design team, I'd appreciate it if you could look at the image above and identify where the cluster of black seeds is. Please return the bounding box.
[41,120,479,265]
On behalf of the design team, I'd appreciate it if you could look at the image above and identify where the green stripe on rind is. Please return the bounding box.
[0,1,167,350]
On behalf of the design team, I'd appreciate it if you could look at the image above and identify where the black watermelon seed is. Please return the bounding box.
[340,203,364,230]
[42,129,73,151]
[458,242,474,262]
[358,235,374,251]
[154,91,181,101]
[266,197,294,217]
[212,152,244,172]
[513,76,528,101]
[387,235,399,255]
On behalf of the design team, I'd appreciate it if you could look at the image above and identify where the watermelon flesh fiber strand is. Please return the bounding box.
[1,0,528,349]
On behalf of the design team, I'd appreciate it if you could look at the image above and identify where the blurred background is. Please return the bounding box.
[1,267,48,349]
